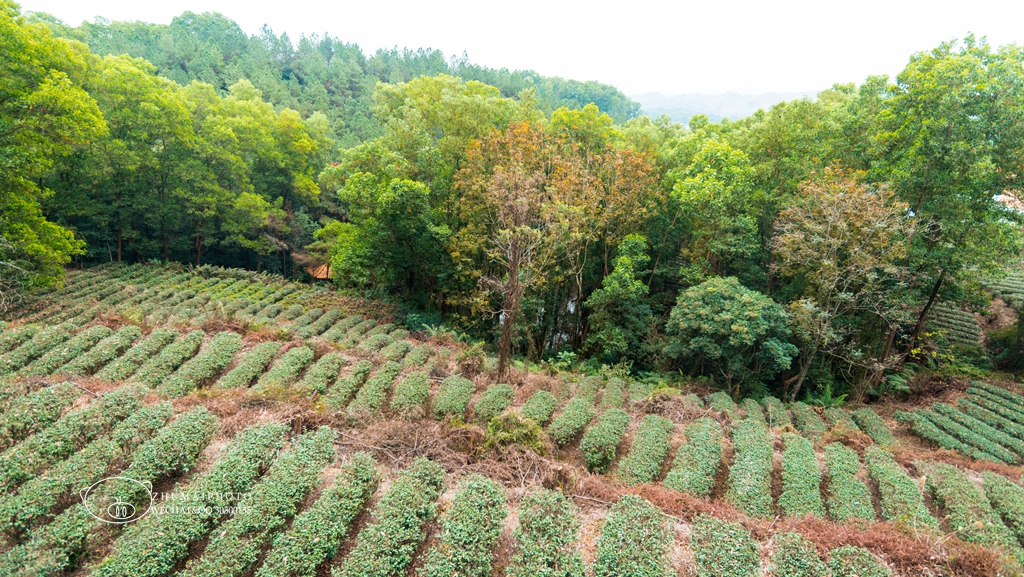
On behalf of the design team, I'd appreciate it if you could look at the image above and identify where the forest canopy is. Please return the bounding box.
[5,0,1024,401]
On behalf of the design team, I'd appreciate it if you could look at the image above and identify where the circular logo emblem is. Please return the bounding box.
[79,477,153,524]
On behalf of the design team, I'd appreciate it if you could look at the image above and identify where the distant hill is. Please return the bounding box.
[633,91,820,125]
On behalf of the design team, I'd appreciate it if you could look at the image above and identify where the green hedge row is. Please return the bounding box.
[332,457,446,577]
[402,344,434,368]
[349,362,403,414]
[93,422,288,577]
[599,378,627,409]
[133,329,205,387]
[726,416,775,518]
[850,408,896,447]
[762,396,791,427]
[933,402,1024,457]
[358,333,395,355]
[96,327,177,381]
[917,408,1017,463]
[58,325,141,375]
[325,359,374,410]
[0,326,37,356]
[706,391,738,414]
[160,331,243,396]
[506,489,584,577]
[593,494,672,577]
[894,410,1001,463]
[376,340,411,363]
[863,446,937,529]
[214,341,281,389]
[580,409,631,472]
[968,388,1024,423]
[823,443,875,522]
[771,532,828,577]
[22,325,112,376]
[824,408,859,431]
[790,402,828,437]
[290,307,324,330]
[473,383,514,424]
[521,390,559,425]
[296,352,346,394]
[959,398,1024,441]
[829,545,892,577]
[256,452,379,577]
[0,324,73,375]
[180,427,337,577]
[690,514,760,577]
[432,375,476,420]
[390,371,431,418]
[548,398,598,446]
[618,415,674,486]
[0,382,80,450]
[252,345,315,392]
[964,393,1024,429]
[741,398,765,422]
[418,475,508,577]
[778,433,825,517]
[983,471,1024,546]
[574,376,603,404]
[296,309,343,338]
[664,417,722,497]
[319,314,363,341]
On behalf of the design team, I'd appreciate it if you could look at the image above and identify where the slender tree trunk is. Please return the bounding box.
[116,228,122,263]
[788,349,816,402]
[497,238,521,380]
[902,268,946,356]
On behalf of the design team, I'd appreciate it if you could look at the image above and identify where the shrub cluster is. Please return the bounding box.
[790,402,828,437]
[921,408,1017,463]
[971,381,1024,407]
[823,443,875,522]
[22,325,112,376]
[179,427,337,577]
[389,328,410,340]
[276,305,305,321]
[969,387,1024,422]
[934,402,1024,457]
[741,398,765,422]
[894,410,1001,462]
[863,446,937,529]
[358,333,395,354]
[824,408,860,431]
[93,423,288,577]
[318,314,364,341]
[295,309,343,338]
[0,402,172,538]
[726,416,775,518]
[521,390,559,425]
[505,489,584,577]
[473,383,515,424]
[959,398,1024,440]
[160,331,243,396]
[706,391,739,414]
[364,322,394,337]
[851,408,896,447]
[0,383,80,450]
[213,341,281,389]
[419,475,508,577]
[592,494,672,577]
[402,344,434,368]
[579,409,631,472]
[628,379,657,401]
[762,396,792,427]
[483,412,545,454]
[547,398,597,446]
[680,392,704,409]
[252,345,315,392]
[770,532,828,577]
[982,471,1024,544]
[664,417,723,497]
[256,452,378,577]
[95,328,177,381]
[778,433,825,518]
[132,330,205,388]
[618,414,674,486]
[290,308,324,330]
[0,326,37,355]
[325,359,374,410]
[574,376,603,404]
[964,392,1024,429]
[599,378,627,409]
[376,340,411,363]
[332,457,446,577]
[432,375,476,420]
[349,361,403,414]
[58,325,141,375]
[390,371,431,418]
[690,514,761,577]
[295,352,346,394]
[0,324,73,374]
[917,460,1021,554]
[828,545,892,577]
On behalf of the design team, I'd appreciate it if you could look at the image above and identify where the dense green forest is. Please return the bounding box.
[4,0,1024,402]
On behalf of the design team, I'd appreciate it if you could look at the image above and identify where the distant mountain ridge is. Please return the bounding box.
[633,91,820,125]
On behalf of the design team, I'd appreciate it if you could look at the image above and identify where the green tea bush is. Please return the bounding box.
[58,325,141,375]
[483,412,545,454]
[332,457,445,577]
[574,376,603,404]
[917,460,1021,554]
[0,386,146,491]
[505,489,584,577]
[389,328,410,340]
[592,495,672,577]
[762,396,792,427]
[277,305,305,321]
[132,329,205,387]
[599,378,627,409]
[256,452,378,577]
[894,411,1000,462]
[690,514,760,577]
[770,532,828,577]
[179,427,337,577]
[0,326,37,355]
[319,314,364,340]
[93,423,287,577]
[0,382,79,450]
[824,408,860,431]
[726,416,775,518]
[934,402,1024,456]
[618,414,674,486]
[778,433,825,517]
[823,443,875,522]
[390,371,431,418]
[432,375,476,420]
[521,390,559,425]
[547,398,597,446]
[628,379,657,402]
[376,340,411,362]
[0,324,72,374]
[579,409,631,472]
[959,398,1024,440]
[290,308,324,330]
[419,475,508,577]
[349,361,403,414]
[706,391,738,414]
[851,408,896,447]
[0,402,172,537]
[96,328,177,381]
[918,408,1017,463]
[680,393,704,409]
[983,471,1024,544]
[968,388,1024,423]
[402,344,434,368]
[358,333,395,354]
[970,381,1024,407]
[325,359,374,410]
[828,545,891,577]
[965,393,1024,428]
[741,398,766,422]
[214,341,281,389]
[790,402,827,437]
[863,446,937,528]
[295,352,346,394]
[664,417,722,497]
[160,331,243,396]
[252,345,315,392]
[22,325,112,376]
[295,309,343,338]
[473,383,515,424]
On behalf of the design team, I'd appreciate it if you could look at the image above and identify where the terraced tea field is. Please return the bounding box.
[2,263,1024,576]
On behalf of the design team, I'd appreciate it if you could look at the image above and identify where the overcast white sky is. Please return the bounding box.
[18,0,1024,96]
